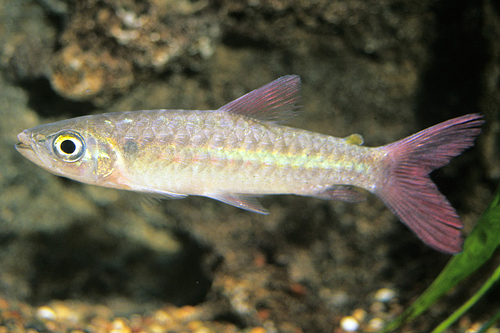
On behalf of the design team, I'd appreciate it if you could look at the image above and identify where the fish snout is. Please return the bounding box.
[15,130,32,151]
[15,129,47,168]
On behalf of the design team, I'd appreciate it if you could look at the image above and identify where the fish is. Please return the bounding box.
[15,75,483,254]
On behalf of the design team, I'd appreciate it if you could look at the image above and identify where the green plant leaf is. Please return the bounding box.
[431,262,500,332]
[381,185,500,332]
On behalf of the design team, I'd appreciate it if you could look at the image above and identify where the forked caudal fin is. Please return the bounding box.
[377,114,484,254]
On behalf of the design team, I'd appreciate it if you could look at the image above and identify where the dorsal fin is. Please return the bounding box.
[217,75,302,122]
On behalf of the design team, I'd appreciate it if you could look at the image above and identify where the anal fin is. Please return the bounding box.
[207,193,269,214]
[312,185,367,203]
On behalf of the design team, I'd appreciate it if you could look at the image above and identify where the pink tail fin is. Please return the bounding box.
[378,114,484,254]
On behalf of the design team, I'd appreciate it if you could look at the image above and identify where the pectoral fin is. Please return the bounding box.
[207,193,269,214]
[129,185,188,199]
[136,188,188,207]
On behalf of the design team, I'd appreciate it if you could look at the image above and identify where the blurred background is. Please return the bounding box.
[0,0,499,332]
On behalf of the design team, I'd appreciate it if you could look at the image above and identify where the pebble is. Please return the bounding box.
[153,309,174,325]
[110,318,131,333]
[249,328,267,333]
[374,288,396,302]
[352,308,366,322]
[35,306,57,321]
[340,316,359,332]
[366,318,385,332]
[369,301,385,313]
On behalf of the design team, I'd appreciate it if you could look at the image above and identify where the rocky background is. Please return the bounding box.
[0,0,499,332]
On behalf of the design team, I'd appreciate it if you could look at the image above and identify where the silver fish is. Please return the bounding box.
[16,75,483,253]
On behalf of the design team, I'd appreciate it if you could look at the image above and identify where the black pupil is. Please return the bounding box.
[60,140,76,154]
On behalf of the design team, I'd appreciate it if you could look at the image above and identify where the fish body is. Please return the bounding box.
[16,75,483,253]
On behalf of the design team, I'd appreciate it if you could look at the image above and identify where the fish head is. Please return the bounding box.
[15,117,116,185]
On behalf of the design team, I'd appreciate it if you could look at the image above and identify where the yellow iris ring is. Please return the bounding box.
[52,131,85,162]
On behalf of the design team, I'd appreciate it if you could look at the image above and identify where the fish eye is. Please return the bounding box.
[52,131,85,162]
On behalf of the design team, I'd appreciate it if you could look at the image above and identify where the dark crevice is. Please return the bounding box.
[222,31,274,50]
[213,312,247,328]
[415,0,487,125]
[21,77,96,118]
[28,221,213,309]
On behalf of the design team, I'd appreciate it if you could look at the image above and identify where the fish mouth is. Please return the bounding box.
[15,130,47,169]
[15,131,32,151]
[15,131,40,165]
[15,130,54,172]
[15,141,31,150]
